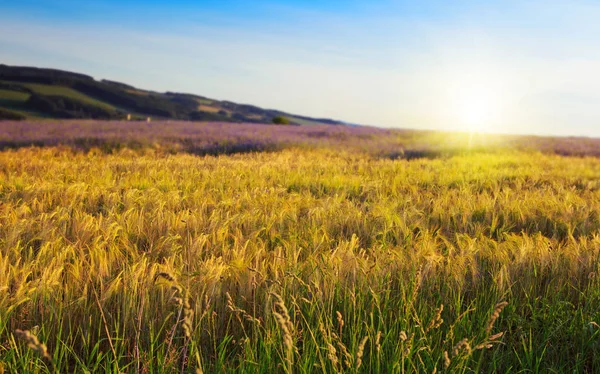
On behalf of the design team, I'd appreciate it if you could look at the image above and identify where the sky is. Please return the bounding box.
[1,0,600,137]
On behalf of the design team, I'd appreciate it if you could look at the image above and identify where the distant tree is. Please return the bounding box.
[272,115,290,125]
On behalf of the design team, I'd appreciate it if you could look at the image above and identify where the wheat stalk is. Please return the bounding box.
[356,336,369,369]
[452,338,472,357]
[375,331,382,353]
[426,304,444,332]
[271,292,295,373]
[486,301,508,333]
[14,329,51,361]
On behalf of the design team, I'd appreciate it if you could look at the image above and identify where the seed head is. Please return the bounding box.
[356,336,368,369]
[486,301,508,333]
[14,329,51,361]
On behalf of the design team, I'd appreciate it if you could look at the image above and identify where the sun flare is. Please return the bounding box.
[442,66,508,134]
[448,83,503,134]
[460,93,493,132]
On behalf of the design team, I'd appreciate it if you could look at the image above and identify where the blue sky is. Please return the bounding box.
[2,0,600,136]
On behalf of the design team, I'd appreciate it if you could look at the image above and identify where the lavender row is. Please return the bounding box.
[0,120,599,158]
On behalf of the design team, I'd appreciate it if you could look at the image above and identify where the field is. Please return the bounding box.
[0,90,42,118]
[1,121,600,373]
[0,90,29,107]
[0,65,351,124]
[5,82,117,111]
[0,82,119,118]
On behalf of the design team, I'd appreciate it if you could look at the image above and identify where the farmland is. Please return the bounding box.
[1,121,600,372]
[0,65,348,125]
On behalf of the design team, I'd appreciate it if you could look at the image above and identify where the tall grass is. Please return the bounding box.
[1,146,600,372]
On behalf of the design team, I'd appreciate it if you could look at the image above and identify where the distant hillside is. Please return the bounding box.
[0,64,346,125]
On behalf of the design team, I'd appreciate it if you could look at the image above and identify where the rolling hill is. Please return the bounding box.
[0,64,346,125]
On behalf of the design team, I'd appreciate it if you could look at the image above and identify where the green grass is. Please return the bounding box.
[0,89,53,118]
[1,147,600,372]
[1,81,117,111]
[0,89,30,105]
[288,116,334,126]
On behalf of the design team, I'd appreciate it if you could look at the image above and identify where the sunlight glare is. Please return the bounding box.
[444,69,506,134]
[460,91,493,132]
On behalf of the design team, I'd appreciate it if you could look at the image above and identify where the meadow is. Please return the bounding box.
[1,121,600,373]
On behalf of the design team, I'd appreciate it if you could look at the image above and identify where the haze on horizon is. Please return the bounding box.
[1,0,600,137]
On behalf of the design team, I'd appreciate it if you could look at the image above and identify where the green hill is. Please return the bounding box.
[0,64,346,125]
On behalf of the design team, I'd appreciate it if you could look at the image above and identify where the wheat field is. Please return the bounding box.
[1,135,600,372]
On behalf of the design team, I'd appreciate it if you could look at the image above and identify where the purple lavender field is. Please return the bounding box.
[1,120,600,158]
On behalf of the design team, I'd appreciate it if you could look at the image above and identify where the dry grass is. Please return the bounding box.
[0,145,600,372]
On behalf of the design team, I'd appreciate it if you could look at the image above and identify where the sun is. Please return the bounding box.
[459,92,494,133]
[442,67,507,134]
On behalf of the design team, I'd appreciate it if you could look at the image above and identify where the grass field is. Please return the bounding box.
[0,89,29,106]
[0,90,50,119]
[0,82,117,112]
[287,116,330,126]
[1,121,600,372]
